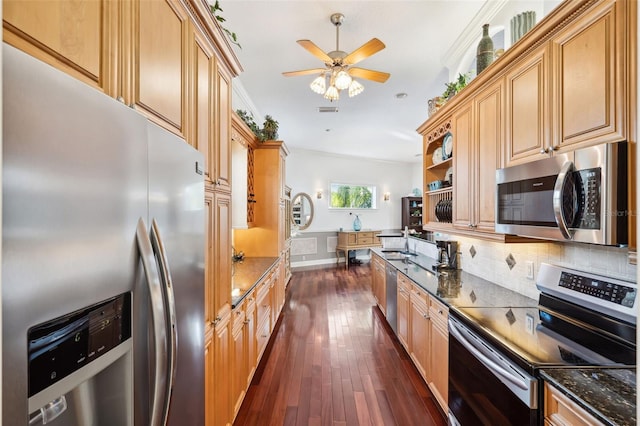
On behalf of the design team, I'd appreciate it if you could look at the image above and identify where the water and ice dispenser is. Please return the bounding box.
[28,293,133,425]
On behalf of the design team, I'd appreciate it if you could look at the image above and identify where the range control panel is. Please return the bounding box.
[28,293,131,397]
[559,271,636,307]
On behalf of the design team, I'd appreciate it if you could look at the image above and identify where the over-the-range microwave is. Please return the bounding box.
[495,141,628,246]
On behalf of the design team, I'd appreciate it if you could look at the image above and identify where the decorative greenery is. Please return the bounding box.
[235,110,280,142]
[209,0,241,49]
[261,115,279,141]
[235,109,260,135]
[442,72,471,100]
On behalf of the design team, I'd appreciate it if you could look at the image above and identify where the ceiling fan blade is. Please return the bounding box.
[343,38,385,65]
[348,67,390,83]
[282,68,327,77]
[297,40,332,63]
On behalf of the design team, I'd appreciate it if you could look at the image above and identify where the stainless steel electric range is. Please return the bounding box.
[447,263,637,425]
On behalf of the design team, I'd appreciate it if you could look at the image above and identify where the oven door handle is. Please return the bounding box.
[449,319,530,392]
[552,161,574,240]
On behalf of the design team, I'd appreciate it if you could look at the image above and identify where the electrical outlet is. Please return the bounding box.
[525,314,535,335]
[526,261,534,280]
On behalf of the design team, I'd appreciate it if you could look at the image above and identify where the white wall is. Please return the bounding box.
[287,148,421,232]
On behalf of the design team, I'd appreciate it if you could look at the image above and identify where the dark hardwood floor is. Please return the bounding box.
[234,263,447,426]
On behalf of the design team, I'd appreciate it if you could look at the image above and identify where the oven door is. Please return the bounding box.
[448,316,538,426]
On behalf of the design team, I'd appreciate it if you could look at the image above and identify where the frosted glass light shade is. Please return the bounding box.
[348,80,364,97]
[334,70,352,90]
[310,75,326,94]
[324,85,340,101]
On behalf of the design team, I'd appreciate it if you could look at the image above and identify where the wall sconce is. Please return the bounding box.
[383,192,390,201]
[316,190,323,199]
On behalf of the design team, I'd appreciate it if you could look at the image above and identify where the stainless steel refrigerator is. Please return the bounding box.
[3,44,205,425]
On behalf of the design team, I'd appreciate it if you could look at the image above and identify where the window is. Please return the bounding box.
[329,183,377,209]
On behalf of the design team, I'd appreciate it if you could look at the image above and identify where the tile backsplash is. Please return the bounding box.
[454,236,636,300]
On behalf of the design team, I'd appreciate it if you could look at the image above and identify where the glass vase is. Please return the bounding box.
[353,215,362,231]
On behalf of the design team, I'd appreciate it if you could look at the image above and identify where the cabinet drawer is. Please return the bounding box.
[231,302,246,334]
[410,285,429,306]
[256,286,270,326]
[429,297,449,328]
[398,274,412,293]
[357,236,374,245]
[256,315,271,357]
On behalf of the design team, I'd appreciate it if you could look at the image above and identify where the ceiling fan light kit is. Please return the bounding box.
[283,12,390,102]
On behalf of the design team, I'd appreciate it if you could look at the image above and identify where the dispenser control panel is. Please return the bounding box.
[28,293,131,396]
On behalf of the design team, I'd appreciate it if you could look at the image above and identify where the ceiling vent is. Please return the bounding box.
[317,106,339,113]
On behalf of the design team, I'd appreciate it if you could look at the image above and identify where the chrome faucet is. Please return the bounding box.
[403,226,409,253]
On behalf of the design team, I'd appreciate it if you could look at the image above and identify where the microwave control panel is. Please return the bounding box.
[574,168,601,229]
[27,292,132,397]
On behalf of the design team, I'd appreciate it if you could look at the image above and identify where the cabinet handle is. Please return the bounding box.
[244,319,250,325]
[438,310,443,315]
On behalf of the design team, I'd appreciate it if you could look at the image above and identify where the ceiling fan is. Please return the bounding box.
[282,13,391,101]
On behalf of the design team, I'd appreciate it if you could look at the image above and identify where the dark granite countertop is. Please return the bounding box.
[371,247,538,308]
[371,247,635,426]
[541,368,636,426]
[231,257,279,308]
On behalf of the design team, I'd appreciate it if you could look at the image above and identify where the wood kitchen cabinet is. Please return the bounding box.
[409,285,430,380]
[233,141,289,257]
[204,331,214,426]
[191,25,216,184]
[551,0,626,150]
[213,63,232,191]
[452,103,473,231]
[231,301,247,419]
[211,191,232,321]
[544,382,602,426]
[123,0,190,138]
[212,307,231,426]
[505,43,551,167]
[371,253,387,314]
[3,0,118,95]
[396,273,411,351]
[428,297,449,411]
[453,79,504,234]
[245,291,257,387]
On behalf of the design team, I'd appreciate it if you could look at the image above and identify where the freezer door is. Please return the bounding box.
[138,122,205,425]
[2,44,146,424]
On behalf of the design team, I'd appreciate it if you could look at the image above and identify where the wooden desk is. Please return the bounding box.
[336,230,381,270]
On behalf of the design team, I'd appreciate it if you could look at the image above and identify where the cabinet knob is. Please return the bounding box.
[552,145,559,151]
[423,314,429,319]
[540,147,550,154]
[244,319,250,325]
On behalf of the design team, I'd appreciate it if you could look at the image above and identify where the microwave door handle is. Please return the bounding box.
[150,218,178,422]
[553,161,574,240]
[135,218,168,426]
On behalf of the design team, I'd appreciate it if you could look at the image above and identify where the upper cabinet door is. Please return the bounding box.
[552,0,624,150]
[505,43,551,166]
[214,63,232,191]
[474,79,504,233]
[452,103,473,231]
[192,25,216,184]
[3,0,117,95]
[125,0,189,138]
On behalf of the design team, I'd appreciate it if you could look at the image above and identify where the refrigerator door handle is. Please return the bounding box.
[150,219,178,421]
[136,218,169,426]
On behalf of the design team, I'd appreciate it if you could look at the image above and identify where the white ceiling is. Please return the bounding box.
[219,1,530,163]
